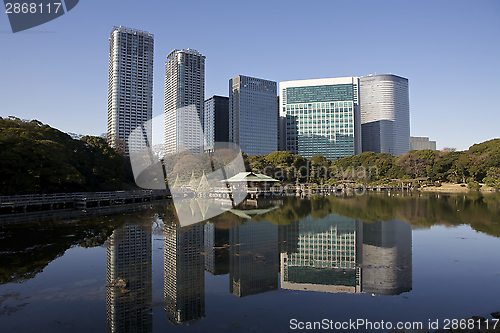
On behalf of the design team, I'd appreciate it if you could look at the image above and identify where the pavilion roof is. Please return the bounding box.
[223,172,279,183]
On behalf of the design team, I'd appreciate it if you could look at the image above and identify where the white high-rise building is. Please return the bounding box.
[359,74,410,156]
[107,26,154,155]
[164,49,205,155]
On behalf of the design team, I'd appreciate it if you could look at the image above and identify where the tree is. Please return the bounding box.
[483,167,500,189]
[0,117,133,194]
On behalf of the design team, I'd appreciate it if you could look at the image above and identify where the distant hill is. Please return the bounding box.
[0,117,134,195]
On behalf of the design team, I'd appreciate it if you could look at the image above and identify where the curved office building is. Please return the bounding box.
[359,74,410,156]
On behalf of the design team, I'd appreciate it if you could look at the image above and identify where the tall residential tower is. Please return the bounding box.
[229,75,277,156]
[107,26,154,154]
[164,49,205,155]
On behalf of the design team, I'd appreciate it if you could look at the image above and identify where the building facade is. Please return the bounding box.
[280,77,362,160]
[410,136,436,150]
[204,95,229,152]
[107,26,154,155]
[229,75,278,156]
[359,74,410,156]
[164,49,205,155]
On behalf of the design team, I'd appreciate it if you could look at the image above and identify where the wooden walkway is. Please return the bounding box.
[0,190,171,215]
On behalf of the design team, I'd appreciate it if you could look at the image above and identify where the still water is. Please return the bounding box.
[0,192,499,332]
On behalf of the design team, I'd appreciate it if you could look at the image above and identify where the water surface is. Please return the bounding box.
[1,192,499,332]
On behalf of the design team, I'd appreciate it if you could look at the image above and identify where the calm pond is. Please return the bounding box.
[1,192,499,332]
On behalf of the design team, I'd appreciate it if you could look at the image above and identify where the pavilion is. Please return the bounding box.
[223,172,279,190]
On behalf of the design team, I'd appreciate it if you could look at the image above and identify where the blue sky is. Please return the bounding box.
[1,0,499,151]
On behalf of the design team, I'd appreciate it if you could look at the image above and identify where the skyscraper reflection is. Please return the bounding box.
[106,223,153,333]
[280,215,412,295]
[164,222,205,324]
[362,220,412,295]
[204,222,229,276]
[230,220,279,297]
[280,215,363,293]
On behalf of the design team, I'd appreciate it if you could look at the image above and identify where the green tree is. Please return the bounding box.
[483,167,500,189]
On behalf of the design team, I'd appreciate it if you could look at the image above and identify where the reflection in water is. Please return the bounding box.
[106,223,152,333]
[280,216,412,295]
[280,215,363,293]
[103,199,413,329]
[204,222,229,275]
[3,194,500,332]
[229,221,279,297]
[164,222,205,325]
[362,220,412,295]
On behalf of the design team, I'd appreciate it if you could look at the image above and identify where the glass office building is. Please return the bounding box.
[280,77,361,160]
[107,26,154,155]
[204,95,229,152]
[229,75,277,156]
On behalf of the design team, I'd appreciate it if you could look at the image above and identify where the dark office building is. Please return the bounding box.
[204,95,229,152]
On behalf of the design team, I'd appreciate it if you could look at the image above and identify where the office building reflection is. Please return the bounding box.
[362,220,412,295]
[204,222,229,275]
[280,216,412,295]
[230,220,279,297]
[106,223,152,333]
[164,222,205,325]
[281,215,363,293]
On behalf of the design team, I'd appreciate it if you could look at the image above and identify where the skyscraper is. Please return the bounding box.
[229,75,277,156]
[164,49,205,155]
[359,74,410,156]
[203,95,229,153]
[107,26,154,155]
[280,77,362,159]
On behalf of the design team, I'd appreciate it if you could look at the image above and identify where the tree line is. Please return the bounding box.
[246,139,500,189]
[0,117,135,195]
[1,116,499,195]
